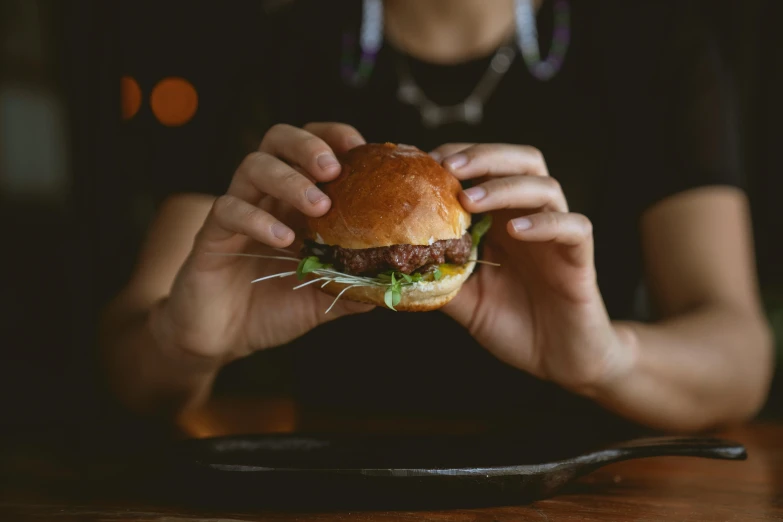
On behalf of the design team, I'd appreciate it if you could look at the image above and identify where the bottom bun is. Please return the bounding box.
[319,250,476,312]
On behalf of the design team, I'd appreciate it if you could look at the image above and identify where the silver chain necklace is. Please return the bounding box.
[396,44,517,129]
[350,0,570,128]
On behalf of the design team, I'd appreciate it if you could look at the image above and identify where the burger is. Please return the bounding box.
[295,142,492,312]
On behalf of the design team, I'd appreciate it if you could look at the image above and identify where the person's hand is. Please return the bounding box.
[430,143,636,394]
[153,123,374,367]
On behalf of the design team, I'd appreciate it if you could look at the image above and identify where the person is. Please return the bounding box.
[100,0,773,434]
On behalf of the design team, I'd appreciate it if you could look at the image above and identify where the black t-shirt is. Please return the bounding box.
[116,0,742,428]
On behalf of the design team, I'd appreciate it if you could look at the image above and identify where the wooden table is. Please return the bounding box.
[2,397,782,521]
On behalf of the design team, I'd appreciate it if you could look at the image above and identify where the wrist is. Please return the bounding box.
[148,298,226,376]
[576,321,641,400]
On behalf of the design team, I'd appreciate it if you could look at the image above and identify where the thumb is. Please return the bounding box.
[440,279,479,327]
[312,289,375,321]
[334,300,376,316]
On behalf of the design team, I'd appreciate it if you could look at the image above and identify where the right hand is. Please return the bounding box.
[153,122,374,366]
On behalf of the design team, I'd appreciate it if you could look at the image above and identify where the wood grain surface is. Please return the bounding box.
[1,397,781,521]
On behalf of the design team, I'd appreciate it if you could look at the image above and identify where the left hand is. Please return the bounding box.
[430,143,636,394]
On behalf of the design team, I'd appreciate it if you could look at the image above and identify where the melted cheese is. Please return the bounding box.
[438,264,463,277]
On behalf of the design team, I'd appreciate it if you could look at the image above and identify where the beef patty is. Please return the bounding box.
[302,233,472,275]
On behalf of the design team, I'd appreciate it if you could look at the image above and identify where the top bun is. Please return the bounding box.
[307,143,470,249]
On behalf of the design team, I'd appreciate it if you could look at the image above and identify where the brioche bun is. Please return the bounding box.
[307,142,470,249]
[305,142,476,312]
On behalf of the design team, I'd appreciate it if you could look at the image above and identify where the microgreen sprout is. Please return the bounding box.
[207,214,495,313]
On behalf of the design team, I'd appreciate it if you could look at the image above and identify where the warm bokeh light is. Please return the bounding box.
[120,76,141,120]
[177,397,298,438]
[150,76,198,127]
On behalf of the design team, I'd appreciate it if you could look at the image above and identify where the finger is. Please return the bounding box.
[460,175,568,213]
[260,124,343,182]
[442,144,549,180]
[197,194,295,248]
[507,212,592,246]
[224,152,330,216]
[230,151,331,218]
[428,143,475,163]
[507,212,593,266]
[257,195,307,242]
[303,122,366,154]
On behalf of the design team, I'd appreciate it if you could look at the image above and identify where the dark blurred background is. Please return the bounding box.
[0,0,780,430]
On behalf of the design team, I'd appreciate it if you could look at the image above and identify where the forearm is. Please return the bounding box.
[590,306,773,433]
[99,298,220,418]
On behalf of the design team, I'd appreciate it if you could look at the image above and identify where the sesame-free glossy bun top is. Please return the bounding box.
[307,143,470,249]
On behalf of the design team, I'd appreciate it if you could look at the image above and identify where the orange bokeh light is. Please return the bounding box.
[120,76,141,120]
[151,77,198,127]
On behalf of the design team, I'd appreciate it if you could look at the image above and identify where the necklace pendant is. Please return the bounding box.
[461,97,483,125]
[421,103,444,128]
[419,100,484,128]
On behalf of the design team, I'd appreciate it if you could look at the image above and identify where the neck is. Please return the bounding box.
[384,0,537,64]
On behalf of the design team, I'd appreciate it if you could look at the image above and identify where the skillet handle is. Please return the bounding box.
[606,436,747,461]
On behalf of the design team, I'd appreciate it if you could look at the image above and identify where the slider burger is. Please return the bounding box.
[295,142,492,312]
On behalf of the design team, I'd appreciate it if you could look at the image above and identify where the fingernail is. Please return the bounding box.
[316,153,340,172]
[512,217,533,231]
[429,151,442,162]
[346,135,365,149]
[444,154,468,170]
[305,186,328,205]
[272,222,293,240]
[463,186,487,202]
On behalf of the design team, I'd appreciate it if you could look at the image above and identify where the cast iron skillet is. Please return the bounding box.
[132,433,746,509]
